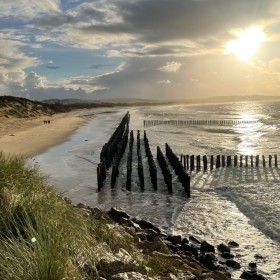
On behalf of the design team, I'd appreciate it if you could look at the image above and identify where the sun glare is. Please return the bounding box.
[225,26,266,62]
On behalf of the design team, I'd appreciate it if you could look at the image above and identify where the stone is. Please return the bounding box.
[200,241,215,253]
[249,262,257,269]
[168,235,182,245]
[221,252,234,259]
[196,254,216,270]
[90,207,105,219]
[137,236,170,254]
[182,243,199,257]
[189,235,201,244]
[182,237,189,245]
[240,271,254,279]
[254,253,264,259]
[134,219,161,233]
[76,202,86,208]
[217,243,230,253]
[228,240,239,247]
[170,271,197,280]
[225,259,241,269]
[111,272,147,280]
[108,208,130,223]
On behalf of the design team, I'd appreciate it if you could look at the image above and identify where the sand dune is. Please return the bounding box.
[0,112,87,158]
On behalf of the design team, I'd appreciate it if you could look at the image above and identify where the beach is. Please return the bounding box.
[0,112,87,158]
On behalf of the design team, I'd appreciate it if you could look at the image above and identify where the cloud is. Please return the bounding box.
[159,61,182,72]
[89,64,112,69]
[158,80,171,84]
[24,72,45,88]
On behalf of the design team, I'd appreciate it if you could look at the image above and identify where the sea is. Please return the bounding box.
[31,101,280,279]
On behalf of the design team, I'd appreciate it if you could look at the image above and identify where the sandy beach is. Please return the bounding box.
[0,112,88,158]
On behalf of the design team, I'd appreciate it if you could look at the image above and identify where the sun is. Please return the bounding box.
[225,26,266,62]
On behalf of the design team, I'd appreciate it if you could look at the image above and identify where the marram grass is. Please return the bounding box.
[0,153,134,280]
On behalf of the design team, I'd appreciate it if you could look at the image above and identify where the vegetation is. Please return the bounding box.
[0,153,136,280]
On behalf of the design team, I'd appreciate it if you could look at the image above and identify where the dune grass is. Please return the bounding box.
[0,153,135,280]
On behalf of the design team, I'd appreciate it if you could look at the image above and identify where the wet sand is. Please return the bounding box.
[0,112,88,158]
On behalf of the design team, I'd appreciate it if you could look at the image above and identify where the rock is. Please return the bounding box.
[209,271,229,280]
[228,240,239,247]
[221,252,234,259]
[170,271,197,280]
[108,208,130,223]
[189,235,201,244]
[182,237,189,245]
[196,254,216,270]
[136,232,147,241]
[168,235,182,245]
[133,219,161,233]
[63,197,72,204]
[111,272,148,280]
[90,207,104,219]
[225,259,241,269]
[137,236,170,254]
[254,253,264,259]
[248,262,257,269]
[217,243,230,253]
[200,241,215,253]
[182,243,199,257]
[240,271,254,279]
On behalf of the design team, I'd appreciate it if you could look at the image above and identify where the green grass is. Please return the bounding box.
[0,153,135,280]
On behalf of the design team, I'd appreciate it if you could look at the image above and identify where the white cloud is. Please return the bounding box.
[158,80,171,84]
[159,61,182,72]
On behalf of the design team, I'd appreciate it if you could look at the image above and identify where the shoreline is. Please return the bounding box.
[0,111,89,158]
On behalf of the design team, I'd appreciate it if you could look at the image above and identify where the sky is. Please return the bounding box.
[0,0,280,101]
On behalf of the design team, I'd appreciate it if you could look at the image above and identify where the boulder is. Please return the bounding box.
[182,237,189,245]
[217,243,230,253]
[169,271,197,280]
[221,252,234,259]
[189,235,201,244]
[137,236,170,254]
[108,208,130,223]
[200,241,215,253]
[228,240,239,247]
[111,272,148,280]
[254,254,264,259]
[225,259,241,269]
[133,218,161,233]
[196,254,217,270]
[182,243,199,257]
[248,262,257,269]
[168,235,182,245]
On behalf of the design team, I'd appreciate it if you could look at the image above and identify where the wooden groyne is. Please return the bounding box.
[157,146,173,194]
[144,131,157,190]
[166,143,191,197]
[180,154,278,172]
[144,119,257,127]
[137,130,145,190]
[97,112,130,190]
[126,130,134,190]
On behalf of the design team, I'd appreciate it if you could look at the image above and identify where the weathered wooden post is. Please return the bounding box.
[275,155,278,167]
[262,155,266,167]
[183,156,186,170]
[216,155,221,168]
[250,155,253,167]
[245,155,248,167]
[210,155,214,171]
[180,154,183,163]
[186,155,189,171]
[203,155,207,172]
[269,155,272,167]
[190,155,195,171]
[234,155,238,167]
[222,155,225,167]
[240,155,243,167]
[196,155,201,172]
[226,155,231,167]
[256,155,259,167]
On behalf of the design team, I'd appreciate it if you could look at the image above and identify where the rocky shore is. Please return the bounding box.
[74,202,267,280]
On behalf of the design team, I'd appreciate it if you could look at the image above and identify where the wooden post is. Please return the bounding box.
[216,155,221,168]
[222,155,225,167]
[269,155,272,167]
[226,155,231,167]
[245,155,248,167]
[240,155,243,167]
[256,155,259,167]
[180,154,183,163]
[190,155,195,171]
[275,155,278,167]
[210,155,214,171]
[234,155,237,167]
[250,155,253,167]
[186,155,189,171]
[262,155,266,167]
[183,156,186,169]
[203,155,207,172]
[196,155,201,172]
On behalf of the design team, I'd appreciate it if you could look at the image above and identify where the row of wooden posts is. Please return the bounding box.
[97,112,130,190]
[126,131,134,190]
[144,131,157,190]
[180,154,279,172]
[166,144,191,198]
[144,119,257,127]
[157,146,173,194]
[137,130,145,190]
